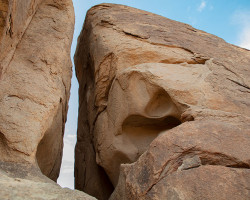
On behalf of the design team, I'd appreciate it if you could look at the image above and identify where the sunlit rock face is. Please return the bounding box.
[75,3,250,200]
[0,1,98,199]
[0,0,74,181]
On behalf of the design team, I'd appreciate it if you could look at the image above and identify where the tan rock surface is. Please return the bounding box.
[74,3,250,200]
[110,120,250,199]
[0,0,74,181]
[0,162,96,200]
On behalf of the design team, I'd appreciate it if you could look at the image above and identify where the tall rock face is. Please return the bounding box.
[0,0,73,182]
[0,1,97,199]
[75,3,250,200]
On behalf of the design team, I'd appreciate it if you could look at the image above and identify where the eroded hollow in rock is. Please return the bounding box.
[96,72,184,187]
[122,115,181,155]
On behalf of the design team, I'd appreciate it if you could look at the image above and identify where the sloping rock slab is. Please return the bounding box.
[0,162,96,200]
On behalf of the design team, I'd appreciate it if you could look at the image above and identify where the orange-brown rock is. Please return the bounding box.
[110,120,250,199]
[74,3,250,200]
[0,1,98,199]
[0,0,74,181]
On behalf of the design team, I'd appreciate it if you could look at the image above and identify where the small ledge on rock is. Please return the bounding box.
[178,155,201,171]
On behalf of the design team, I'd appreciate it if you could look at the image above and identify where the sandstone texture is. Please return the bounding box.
[0,1,97,199]
[75,3,250,200]
[0,0,74,181]
[0,162,96,200]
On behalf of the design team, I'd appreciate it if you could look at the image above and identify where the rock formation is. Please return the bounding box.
[74,3,250,200]
[0,0,73,181]
[0,0,95,199]
[0,162,96,200]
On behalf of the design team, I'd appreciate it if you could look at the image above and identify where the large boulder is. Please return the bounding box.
[0,0,73,181]
[74,3,250,200]
[0,1,97,199]
[110,120,250,199]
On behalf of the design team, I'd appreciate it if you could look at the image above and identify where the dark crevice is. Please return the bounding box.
[75,52,114,199]
[226,163,250,169]
[122,115,181,130]
[122,30,149,39]
[0,130,8,149]
[46,3,64,10]
[182,165,200,170]
[99,20,114,28]
[227,78,250,90]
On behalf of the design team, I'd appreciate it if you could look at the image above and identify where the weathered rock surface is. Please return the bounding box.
[0,1,97,199]
[110,120,250,199]
[75,3,250,200]
[0,0,74,181]
[0,162,96,200]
